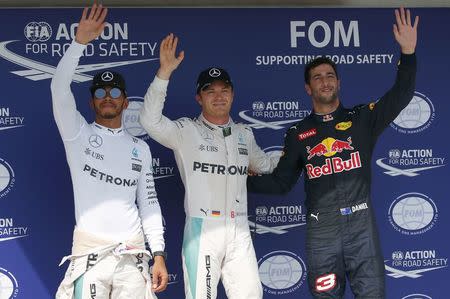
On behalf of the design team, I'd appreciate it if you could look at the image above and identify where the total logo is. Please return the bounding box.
[376,148,445,177]
[0,158,15,199]
[258,250,307,295]
[305,137,361,179]
[388,192,438,235]
[0,218,29,242]
[0,107,25,132]
[390,92,435,134]
[250,205,306,235]
[385,249,447,279]
[0,267,19,298]
[238,100,310,130]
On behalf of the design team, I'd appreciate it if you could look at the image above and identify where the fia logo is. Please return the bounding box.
[24,21,52,42]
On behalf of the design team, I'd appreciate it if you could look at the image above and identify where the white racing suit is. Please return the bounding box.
[56,228,156,299]
[51,40,164,298]
[140,76,278,299]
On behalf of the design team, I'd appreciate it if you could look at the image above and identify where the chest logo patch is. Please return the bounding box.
[298,128,317,141]
[305,136,360,179]
[306,137,354,160]
[89,134,103,148]
[335,121,352,131]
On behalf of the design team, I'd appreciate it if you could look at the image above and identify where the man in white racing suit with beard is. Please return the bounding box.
[139,34,278,299]
[52,4,167,298]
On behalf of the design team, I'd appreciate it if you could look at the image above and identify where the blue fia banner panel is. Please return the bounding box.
[0,7,448,299]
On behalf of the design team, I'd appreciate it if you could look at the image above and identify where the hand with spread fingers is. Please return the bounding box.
[156,33,185,80]
[393,7,419,54]
[75,2,108,45]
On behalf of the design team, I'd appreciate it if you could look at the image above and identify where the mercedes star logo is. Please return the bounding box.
[101,71,114,82]
[209,68,221,77]
[89,134,103,148]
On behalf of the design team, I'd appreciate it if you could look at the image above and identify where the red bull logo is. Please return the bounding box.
[306,137,354,160]
[305,136,360,179]
[306,152,362,179]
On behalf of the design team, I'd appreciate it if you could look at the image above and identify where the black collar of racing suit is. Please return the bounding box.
[93,122,124,136]
[312,102,346,123]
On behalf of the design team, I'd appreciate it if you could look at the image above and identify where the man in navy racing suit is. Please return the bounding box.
[247,7,419,298]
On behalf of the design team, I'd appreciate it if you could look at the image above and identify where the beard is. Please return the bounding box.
[99,111,119,119]
[94,103,124,119]
[314,89,338,105]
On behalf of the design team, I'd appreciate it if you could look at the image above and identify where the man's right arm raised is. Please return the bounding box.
[140,33,185,150]
[50,41,87,141]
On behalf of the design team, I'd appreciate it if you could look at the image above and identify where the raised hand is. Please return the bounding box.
[75,2,108,45]
[156,33,185,80]
[393,7,419,54]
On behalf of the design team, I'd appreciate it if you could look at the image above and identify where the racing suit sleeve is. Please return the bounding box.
[137,144,165,252]
[361,53,417,138]
[50,40,88,141]
[140,76,182,150]
[247,127,279,174]
[247,126,303,194]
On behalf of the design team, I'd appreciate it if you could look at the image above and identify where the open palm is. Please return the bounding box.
[157,33,185,80]
[75,3,108,45]
[394,7,419,54]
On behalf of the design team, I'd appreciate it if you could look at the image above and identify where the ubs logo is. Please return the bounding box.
[199,144,218,152]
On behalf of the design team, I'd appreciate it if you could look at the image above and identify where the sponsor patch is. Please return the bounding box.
[322,114,333,122]
[335,121,352,131]
[132,163,142,172]
[306,137,354,160]
[306,151,362,179]
[340,203,368,215]
[238,148,248,155]
[369,102,376,110]
[340,207,352,215]
[205,255,212,298]
[298,128,317,141]
[315,273,337,292]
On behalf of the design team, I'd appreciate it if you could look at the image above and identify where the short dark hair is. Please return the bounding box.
[304,57,339,84]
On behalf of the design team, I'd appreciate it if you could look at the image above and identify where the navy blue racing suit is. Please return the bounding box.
[247,53,416,298]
